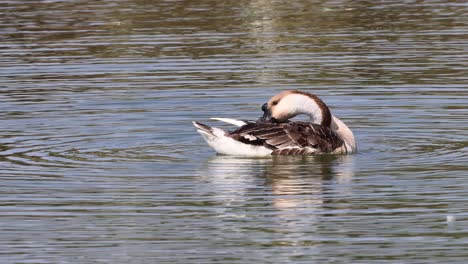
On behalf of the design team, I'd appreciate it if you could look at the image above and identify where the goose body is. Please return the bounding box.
[193,90,356,156]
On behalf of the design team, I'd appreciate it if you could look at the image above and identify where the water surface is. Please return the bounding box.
[1,0,468,263]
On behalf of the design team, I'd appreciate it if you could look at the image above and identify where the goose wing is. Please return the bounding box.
[229,121,344,155]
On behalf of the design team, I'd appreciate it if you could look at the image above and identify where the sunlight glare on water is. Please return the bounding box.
[1,0,468,263]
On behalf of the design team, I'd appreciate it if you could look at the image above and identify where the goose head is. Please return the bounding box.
[260,90,332,127]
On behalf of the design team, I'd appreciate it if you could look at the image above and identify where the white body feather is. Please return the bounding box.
[193,120,272,156]
[209,118,247,127]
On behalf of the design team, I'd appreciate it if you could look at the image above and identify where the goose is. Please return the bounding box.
[193,90,356,156]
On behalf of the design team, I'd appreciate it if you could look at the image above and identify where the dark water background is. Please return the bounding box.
[1,0,467,263]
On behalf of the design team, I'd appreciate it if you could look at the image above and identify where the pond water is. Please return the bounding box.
[1,0,468,263]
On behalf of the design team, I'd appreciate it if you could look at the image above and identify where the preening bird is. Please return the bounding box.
[193,90,356,156]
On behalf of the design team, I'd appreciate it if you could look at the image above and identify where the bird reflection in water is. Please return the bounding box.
[197,155,356,251]
[197,155,355,213]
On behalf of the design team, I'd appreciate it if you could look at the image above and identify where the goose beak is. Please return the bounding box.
[259,103,272,122]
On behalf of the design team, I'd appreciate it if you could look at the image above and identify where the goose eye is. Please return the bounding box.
[272,101,279,106]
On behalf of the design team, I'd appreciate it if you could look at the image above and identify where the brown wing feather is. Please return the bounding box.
[229,121,344,155]
[265,134,291,146]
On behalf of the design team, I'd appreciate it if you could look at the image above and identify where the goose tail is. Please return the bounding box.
[192,121,226,141]
[192,121,213,135]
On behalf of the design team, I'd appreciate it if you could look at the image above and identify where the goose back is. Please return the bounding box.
[229,121,344,155]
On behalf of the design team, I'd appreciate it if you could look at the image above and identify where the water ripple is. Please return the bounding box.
[1,0,468,263]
